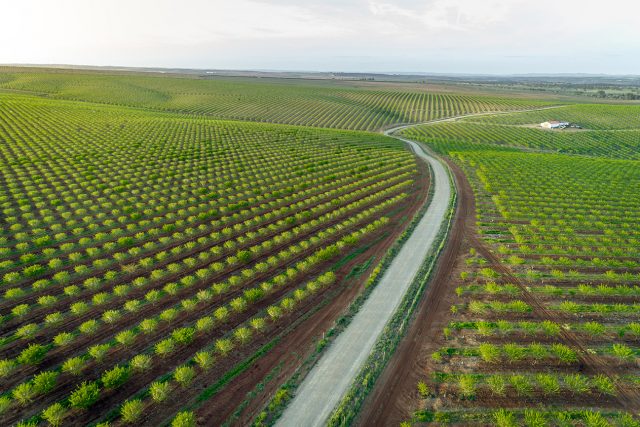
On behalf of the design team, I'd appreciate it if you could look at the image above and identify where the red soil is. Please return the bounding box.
[359,155,640,425]
[357,155,473,425]
[185,156,431,427]
[0,166,428,426]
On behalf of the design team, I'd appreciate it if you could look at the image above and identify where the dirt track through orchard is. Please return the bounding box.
[186,161,430,426]
[360,143,640,425]
[276,138,452,427]
[358,155,473,425]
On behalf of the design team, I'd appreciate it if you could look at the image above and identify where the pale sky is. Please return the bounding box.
[2,0,639,74]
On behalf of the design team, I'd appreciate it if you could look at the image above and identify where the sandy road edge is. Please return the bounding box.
[321,131,458,426]
[275,129,453,426]
[271,105,565,427]
[324,105,571,425]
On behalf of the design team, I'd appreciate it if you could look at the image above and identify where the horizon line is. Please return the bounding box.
[3,63,640,79]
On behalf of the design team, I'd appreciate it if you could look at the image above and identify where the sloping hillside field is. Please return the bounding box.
[403,104,640,159]
[0,68,553,131]
[1,68,639,426]
[0,89,429,425]
[366,104,640,425]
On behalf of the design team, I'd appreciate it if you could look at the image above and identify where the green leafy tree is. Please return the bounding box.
[79,319,100,335]
[13,382,37,405]
[174,365,196,387]
[564,374,590,394]
[42,403,67,427]
[592,374,617,396]
[121,399,144,423]
[486,375,507,396]
[54,332,75,347]
[215,338,234,356]
[417,381,430,397]
[536,373,560,395]
[612,343,634,360]
[130,354,152,372]
[551,343,577,363]
[69,381,100,409]
[115,330,136,347]
[502,343,526,362]
[172,411,196,427]
[139,318,159,334]
[194,351,214,371]
[101,365,130,389]
[0,359,16,377]
[155,338,176,357]
[17,343,48,365]
[171,327,195,345]
[458,374,476,398]
[196,316,215,332]
[0,396,11,415]
[62,356,86,376]
[523,409,546,427]
[150,381,171,402]
[234,327,252,344]
[494,409,516,427]
[509,374,532,396]
[250,317,267,332]
[478,343,500,363]
[33,370,59,394]
[89,343,111,361]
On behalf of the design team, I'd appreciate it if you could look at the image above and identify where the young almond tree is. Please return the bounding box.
[69,381,100,409]
[121,399,144,423]
[234,327,252,344]
[150,381,171,402]
[32,371,58,394]
[194,351,214,371]
[42,403,67,427]
[172,411,196,427]
[215,338,234,356]
[13,383,37,406]
[101,365,130,389]
[130,354,152,372]
[174,365,196,387]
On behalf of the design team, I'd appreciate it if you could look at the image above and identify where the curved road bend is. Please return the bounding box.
[276,106,564,427]
[276,133,452,427]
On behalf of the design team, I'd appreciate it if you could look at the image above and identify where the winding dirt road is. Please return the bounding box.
[275,106,566,427]
[276,133,452,427]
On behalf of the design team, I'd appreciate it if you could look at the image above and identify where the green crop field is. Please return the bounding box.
[467,104,640,129]
[0,83,426,426]
[0,66,639,426]
[401,104,640,425]
[402,104,640,159]
[0,68,554,131]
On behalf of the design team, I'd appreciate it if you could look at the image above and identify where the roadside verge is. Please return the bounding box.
[275,135,454,427]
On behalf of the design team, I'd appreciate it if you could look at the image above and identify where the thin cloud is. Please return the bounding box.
[368,0,513,32]
[0,0,638,74]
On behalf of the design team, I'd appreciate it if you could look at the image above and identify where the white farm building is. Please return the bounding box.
[540,120,570,129]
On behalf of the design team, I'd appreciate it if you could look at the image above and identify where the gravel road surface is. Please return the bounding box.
[276,135,451,427]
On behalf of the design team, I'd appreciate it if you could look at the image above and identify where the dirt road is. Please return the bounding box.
[358,156,474,425]
[382,104,566,134]
[276,137,452,427]
[275,106,567,426]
